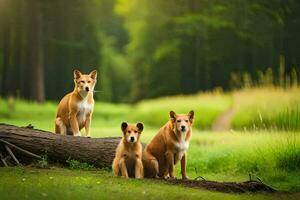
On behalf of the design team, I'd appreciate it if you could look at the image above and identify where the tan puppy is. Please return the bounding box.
[55,69,97,137]
[112,122,144,178]
[143,110,194,179]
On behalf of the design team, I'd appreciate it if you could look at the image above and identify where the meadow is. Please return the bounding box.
[0,87,300,199]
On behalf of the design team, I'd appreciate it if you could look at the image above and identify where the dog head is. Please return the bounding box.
[170,110,194,134]
[121,122,144,144]
[74,69,97,98]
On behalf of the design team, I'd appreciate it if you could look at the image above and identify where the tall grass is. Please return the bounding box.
[231,88,300,131]
[185,131,300,191]
[273,105,300,131]
[230,58,299,89]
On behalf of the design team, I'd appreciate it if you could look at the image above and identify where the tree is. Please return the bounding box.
[28,0,45,102]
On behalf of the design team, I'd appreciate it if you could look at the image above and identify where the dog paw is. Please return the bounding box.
[182,176,190,180]
[163,175,170,179]
[74,132,81,137]
[164,175,176,179]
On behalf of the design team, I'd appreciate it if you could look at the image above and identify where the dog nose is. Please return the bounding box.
[85,87,89,92]
[181,126,186,130]
[130,137,135,142]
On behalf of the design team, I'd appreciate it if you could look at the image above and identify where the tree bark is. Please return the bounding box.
[28,0,45,102]
[0,123,120,168]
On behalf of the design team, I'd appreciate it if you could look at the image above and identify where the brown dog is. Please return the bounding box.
[55,69,97,136]
[112,122,144,178]
[143,110,194,179]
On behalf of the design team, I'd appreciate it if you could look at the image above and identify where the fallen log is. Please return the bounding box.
[0,123,120,167]
[0,123,277,193]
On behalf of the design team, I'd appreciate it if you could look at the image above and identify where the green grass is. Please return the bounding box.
[186,131,300,192]
[231,87,300,131]
[131,92,232,129]
[0,91,231,131]
[0,167,299,200]
[1,90,300,199]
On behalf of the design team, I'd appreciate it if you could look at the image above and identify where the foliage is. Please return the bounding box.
[116,0,300,102]
[1,0,300,103]
[66,159,95,170]
[37,154,49,169]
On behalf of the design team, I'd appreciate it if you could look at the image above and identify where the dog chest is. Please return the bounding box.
[77,100,92,122]
[174,140,189,152]
[174,141,189,161]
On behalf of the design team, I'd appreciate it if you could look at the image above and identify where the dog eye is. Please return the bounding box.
[88,81,91,83]
[177,120,181,123]
[185,120,188,122]
[80,81,85,83]
[134,131,137,133]
[127,131,131,133]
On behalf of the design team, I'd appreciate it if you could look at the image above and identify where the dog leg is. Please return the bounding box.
[112,158,120,176]
[143,151,159,178]
[165,151,175,179]
[69,111,81,136]
[84,113,92,137]
[135,158,144,179]
[181,153,189,180]
[55,117,67,135]
[119,157,129,178]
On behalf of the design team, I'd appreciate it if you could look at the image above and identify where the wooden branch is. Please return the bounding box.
[0,152,8,167]
[0,139,41,159]
[5,145,20,165]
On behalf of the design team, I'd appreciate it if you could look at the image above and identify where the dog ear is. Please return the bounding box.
[121,122,128,132]
[136,122,144,133]
[74,69,82,80]
[170,111,176,122]
[188,110,194,123]
[89,70,97,80]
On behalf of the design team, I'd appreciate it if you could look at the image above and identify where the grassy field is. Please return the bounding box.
[0,88,300,199]
[1,167,300,200]
[0,91,231,131]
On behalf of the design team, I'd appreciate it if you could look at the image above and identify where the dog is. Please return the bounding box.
[142,110,194,179]
[112,122,144,178]
[55,69,97,137]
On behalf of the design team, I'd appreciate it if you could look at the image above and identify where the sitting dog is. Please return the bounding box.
[55,69,97,137]
[112,122,144,178]
[143,110,194,179]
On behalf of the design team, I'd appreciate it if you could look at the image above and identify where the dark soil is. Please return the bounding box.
[163,178,277,193]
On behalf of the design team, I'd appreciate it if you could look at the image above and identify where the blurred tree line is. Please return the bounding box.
[0,0,299,103]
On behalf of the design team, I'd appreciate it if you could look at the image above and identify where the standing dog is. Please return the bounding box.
[55,69,97,137]
[143,110,194,179]
[112,122,144,178]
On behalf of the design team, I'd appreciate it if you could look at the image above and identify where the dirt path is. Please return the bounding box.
[211,107,235,132]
